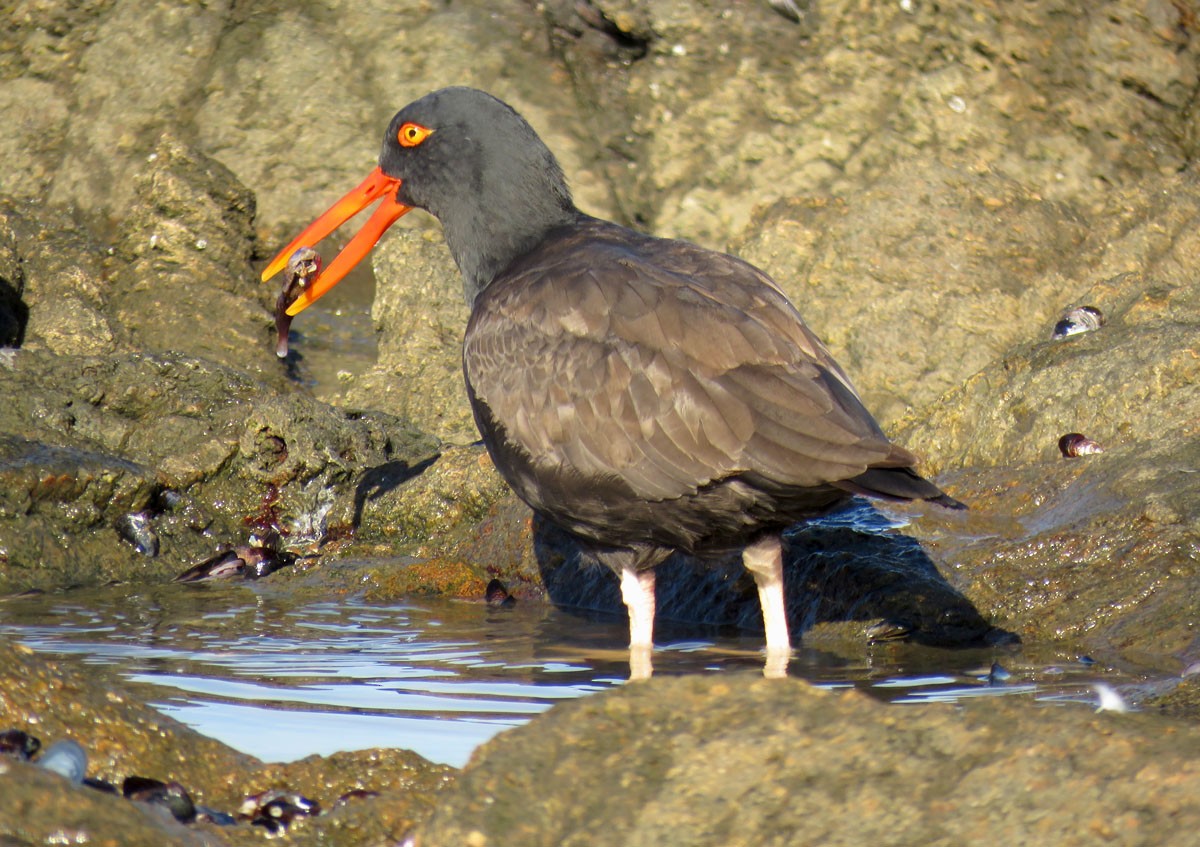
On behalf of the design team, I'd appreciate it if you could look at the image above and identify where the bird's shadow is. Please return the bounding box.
[353,455,440,528]
[533,500,1011,647]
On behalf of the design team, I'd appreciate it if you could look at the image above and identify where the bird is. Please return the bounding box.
[261,86,964,678]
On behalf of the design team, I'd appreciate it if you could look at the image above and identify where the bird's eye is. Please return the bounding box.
[398,122,433,148]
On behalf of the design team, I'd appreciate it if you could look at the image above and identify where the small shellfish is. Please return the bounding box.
[123,775,197,824]
[175,535,297,582]
[117,511,159,557]
[865,619,913,642]
[240,788,320,835]
[37,739,87,783]
[1051,305,1104,340]
[333,789,380,809]
[0,729,41,760]
[275,247,322,358]
[485,578,516,607]
[1059,433,1104,458]
[84,776,120,794]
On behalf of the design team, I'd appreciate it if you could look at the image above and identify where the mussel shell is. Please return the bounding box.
[333,789,380,808]
[0,729,40,760]
[123,775,197,823]
[175,549,248,582]
[175,546,297,582]
[247,548,297,579]
[117,512,159,557]
[1058,433,1104,457]
[83,776,120,794]
[1051,305,1104,340]
[240,788,321,818]
[196,805,238,826]
[865,619,914,642]
[275,247,322,359]
[485,578,516,607]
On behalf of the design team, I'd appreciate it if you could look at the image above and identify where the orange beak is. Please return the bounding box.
[261,167,411,316]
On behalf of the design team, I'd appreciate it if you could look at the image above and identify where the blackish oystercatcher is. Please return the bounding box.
[262,87,963,677]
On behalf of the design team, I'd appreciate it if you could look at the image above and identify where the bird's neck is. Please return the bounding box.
[440,195,578,309]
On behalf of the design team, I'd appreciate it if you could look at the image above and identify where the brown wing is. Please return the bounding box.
[464,225,905,504]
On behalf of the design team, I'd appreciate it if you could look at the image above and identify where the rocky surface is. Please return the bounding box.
[416,673,1200,847]
[0,637,453,846]
[0,346,438,593]
[1,0,1199,844]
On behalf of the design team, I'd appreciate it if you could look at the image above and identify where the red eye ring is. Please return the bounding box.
[398,122,433,148]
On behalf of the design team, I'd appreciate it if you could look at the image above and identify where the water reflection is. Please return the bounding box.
[0,584,1143,767]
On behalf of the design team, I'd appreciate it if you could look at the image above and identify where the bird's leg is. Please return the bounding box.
[620,566,656,680]
[742,534,791,678]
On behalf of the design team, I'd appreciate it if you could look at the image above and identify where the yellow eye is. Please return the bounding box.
[398,121,433,148]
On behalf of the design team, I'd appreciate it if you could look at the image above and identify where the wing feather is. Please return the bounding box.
[464,220,901,504]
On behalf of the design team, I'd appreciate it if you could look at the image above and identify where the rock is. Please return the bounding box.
[0,637,453,846]
[107,133,283,379]
[341,229,477,444]
[876,173,1200,655]
[732,160,1090,427]
[901,172,1200,470]
[549,0,1199,246]
[0,210,25,347]
[0,349,439,593]
[1,199,114,358]
[415,674,1200,847]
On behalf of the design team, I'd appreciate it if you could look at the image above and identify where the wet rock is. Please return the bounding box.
[0,349,439,593]
[898,443,1200,659]
[872,174,1200,659]
[416,674,1200,847]
[1146,675,1200,721]
[341,229,476,444]
[0,637,455,847]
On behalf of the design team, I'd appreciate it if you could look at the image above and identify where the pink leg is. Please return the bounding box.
[742,534,791,678]
[620,566,656,680]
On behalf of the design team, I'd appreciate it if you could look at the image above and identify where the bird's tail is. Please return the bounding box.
[835,465,967,510]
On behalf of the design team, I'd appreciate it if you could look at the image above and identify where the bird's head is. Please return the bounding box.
[261,87,573,313]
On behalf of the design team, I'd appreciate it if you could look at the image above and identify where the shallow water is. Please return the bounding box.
[0,582,1157,768]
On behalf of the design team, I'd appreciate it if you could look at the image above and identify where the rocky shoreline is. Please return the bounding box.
[3,1,1199,844]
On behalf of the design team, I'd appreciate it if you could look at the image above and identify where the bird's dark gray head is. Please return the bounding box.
[260,88,577,314]
[379,87,577,304]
